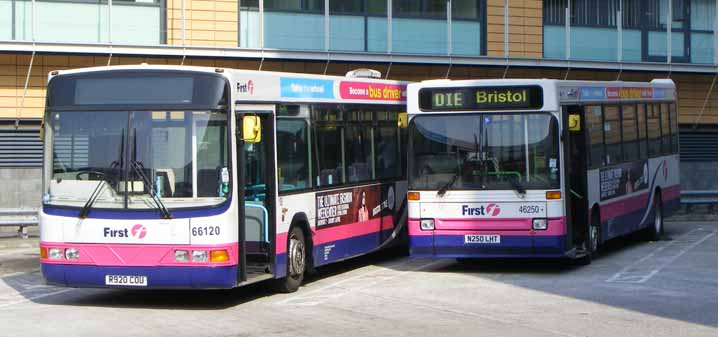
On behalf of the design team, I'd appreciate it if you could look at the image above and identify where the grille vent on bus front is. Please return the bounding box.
[679,127,718,162]
[0,123,43,168]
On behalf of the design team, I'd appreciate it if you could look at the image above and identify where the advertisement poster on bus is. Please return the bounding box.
[599,160,649,201]
[315,184,395,228]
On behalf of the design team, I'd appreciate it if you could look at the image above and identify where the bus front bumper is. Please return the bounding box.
[409,233,567,258]
[41,263,238,289]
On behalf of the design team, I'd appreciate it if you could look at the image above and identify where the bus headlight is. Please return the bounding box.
[420,219,435,231]
[48,248,64,260]
[65,248,80,261]
[532,219,548,230]
[175,250,190,262]
[192,250,208,262]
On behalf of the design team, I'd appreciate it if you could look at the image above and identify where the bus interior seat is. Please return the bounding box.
[348,163,371,182]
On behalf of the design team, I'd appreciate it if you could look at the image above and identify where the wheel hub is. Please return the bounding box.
[289,236,305,277]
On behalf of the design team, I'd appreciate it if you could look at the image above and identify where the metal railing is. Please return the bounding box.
[0,209,38,239]
[681,191,718,213]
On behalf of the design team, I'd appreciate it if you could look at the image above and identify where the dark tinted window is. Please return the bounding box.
[661,103,671,154]
[586,105,604,168]
[647,104,662,156]
[604,105,621,165]
[670,103,679,153]
[48,71,227,108]
[637,104,648,158]
[277,118,310,191]
[622,105,639,161]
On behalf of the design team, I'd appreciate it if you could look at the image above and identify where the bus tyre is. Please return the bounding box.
[647,194,664,241]
[273,226,307,293]
[576,217,600,266]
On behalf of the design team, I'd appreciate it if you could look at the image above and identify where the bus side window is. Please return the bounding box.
[621,104,638,162]
[585,105,604,168]
[277,118,310,192]
[637,104,648,159]
[604,105,621,165]
[345,118,373,183]
[375,110,401,180]
[670,103,679,153]
[647,104,661,156]
[661,103,671,154]
[312,105,343,186]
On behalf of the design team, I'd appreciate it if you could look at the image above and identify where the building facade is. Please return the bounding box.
[1,0,718,208]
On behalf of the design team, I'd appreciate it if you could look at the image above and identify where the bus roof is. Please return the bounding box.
[49,64,409,105]
[408,78,676,114]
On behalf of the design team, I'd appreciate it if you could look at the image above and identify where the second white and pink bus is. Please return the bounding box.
[407,79,680,263]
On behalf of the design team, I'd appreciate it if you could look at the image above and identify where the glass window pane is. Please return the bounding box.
[670,103,679,153]
[345,125,373,183]
[277,119,310,191]
[637,104,648,158]
[375,125,401,179]
[264,0,302,10]
[661,103,671,153]
[586,105,604,168]
[368,0,387,14]
[604,105,621,164]
[647,104,662,156]
[313,105,343,186]
[394,0,421,15]
[240,0,259,8]
[425,0,448,17]
[622,105,638,161]
[306,0,325,11]
[691,0,715,30]
[331,0,362,13]
[452,0,478,19]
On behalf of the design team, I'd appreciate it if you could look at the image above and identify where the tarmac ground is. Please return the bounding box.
[0,220,717,337]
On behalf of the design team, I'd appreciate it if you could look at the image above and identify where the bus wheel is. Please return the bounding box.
[647,193,664,241]
[273,227,307,293]
[576,215,599,265]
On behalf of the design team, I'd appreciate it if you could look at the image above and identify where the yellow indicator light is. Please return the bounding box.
[40,247,48,259]
[210,250,230,263]
[408,192,420,201]
[546,191,562,200]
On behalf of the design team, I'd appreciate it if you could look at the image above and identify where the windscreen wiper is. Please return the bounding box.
[130,160,172,219]
[510,176,527,197]
[79,177,107,219]
[437,163,461,197]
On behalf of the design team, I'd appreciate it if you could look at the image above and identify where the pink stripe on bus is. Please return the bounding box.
[409,217,566,236]
[275,215,395,254]
[40,242,238,267]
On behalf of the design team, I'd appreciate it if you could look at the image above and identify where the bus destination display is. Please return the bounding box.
[419,86,543,111]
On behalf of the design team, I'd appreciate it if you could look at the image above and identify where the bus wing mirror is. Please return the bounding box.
[398,112,408,129]
[568,114,581,132]
[242,115,262,143]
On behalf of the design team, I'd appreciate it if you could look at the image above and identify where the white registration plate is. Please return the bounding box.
[105,275,148,287]
[464,235,501,244]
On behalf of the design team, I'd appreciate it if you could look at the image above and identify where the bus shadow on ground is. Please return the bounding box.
[2,246,408,310]
[420,222,718,328]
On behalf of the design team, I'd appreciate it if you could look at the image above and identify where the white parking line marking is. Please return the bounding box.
[606,228,716,284]
[276,258,446,306]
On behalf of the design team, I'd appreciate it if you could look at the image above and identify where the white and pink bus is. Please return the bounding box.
[40,65,408,291]
[406,79,680,263]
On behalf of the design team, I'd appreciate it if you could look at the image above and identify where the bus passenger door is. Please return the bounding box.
[564,106,589,251]
[236,105,276,283]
